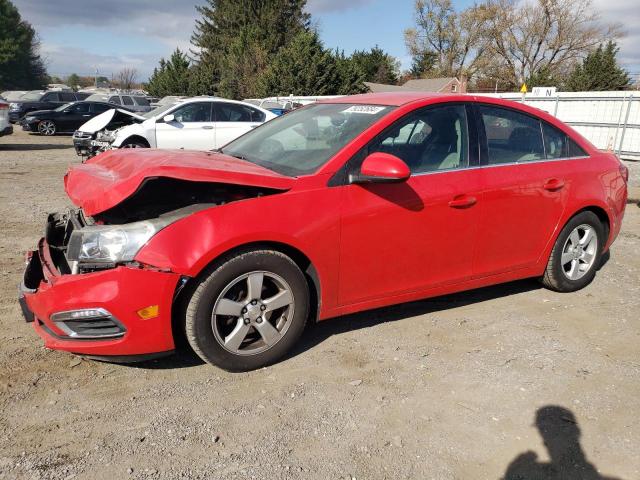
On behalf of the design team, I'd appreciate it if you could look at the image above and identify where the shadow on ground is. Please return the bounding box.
[501,405,624,480]
[134,277,543,370]
[0,143,72,151]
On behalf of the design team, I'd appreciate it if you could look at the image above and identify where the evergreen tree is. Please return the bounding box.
[257,31,342,96]
[146,49,191,97]
[190,0,309,98]
[566,42,630,91]
[525,67,561,89]
[0,0,48,89]
[350,46,399,84]
[409,50,437,79]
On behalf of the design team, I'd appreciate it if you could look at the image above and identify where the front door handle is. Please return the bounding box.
[201,126,214,130]
[543,178,565,191]
[448,194,477,208]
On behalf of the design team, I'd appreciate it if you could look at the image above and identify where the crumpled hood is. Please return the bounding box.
[64,148,295,216]
[78,108,146,134]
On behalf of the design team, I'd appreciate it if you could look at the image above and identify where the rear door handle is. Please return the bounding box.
[201,126,214,130]
[543,178,565,191]
[448,194,477,208]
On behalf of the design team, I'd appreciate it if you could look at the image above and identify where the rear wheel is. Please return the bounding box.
[185,249,309,371]
[38,120,56,136]
[541,211,605,292]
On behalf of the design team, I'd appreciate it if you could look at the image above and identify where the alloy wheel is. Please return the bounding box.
[38,121,55,136]
[211,271,295,356]
[560,224,598,281]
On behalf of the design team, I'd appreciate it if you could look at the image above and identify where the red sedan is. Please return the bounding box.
[20,93,628,371]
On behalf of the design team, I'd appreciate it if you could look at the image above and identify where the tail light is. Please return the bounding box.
[0,103,8,110]
[619,163,629,183]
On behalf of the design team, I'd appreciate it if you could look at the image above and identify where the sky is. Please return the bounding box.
[10,0,640,84]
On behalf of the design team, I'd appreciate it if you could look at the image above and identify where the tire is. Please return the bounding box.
[185,249,310,371]
[38,120,56,136]
[541,211,605,292]
[120,139,148,149]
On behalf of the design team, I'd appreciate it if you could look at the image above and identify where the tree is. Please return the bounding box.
[409,50,437,78]
[482,0,622,89]
[350,46,400,84]
[404,0,489,80]
[566,41,630,91]
[257,31,342,96]
[0,0,48,89]
[115,68,138,91]
[66,73,81,90]
[147,49,191,97]
[190,0,310,98]
[334,50,368,95]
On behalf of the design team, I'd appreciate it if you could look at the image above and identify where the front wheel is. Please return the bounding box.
[38,120,56,136]
[185,249,310,371]
[120,139,148,149]
[541,211,605,292]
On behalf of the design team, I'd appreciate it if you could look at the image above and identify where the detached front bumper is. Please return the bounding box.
[20,238,181,358]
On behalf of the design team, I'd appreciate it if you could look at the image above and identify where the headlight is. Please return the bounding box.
[24,116,35,122]
[9,103,19,111]
[66,217,175,265]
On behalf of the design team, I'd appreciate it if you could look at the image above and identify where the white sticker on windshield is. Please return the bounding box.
[342,105,386,114]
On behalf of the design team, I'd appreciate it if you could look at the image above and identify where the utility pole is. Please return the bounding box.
[94,67,98,89]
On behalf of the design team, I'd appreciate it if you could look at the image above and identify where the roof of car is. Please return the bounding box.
[319,92,449,106]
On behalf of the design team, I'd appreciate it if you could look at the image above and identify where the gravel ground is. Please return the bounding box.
[1,129,639,480]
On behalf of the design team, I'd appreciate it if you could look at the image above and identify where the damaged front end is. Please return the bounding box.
[73,108,145,159]
[45,179,277,275]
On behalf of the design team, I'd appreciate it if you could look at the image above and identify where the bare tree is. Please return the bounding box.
[483,0,622,87]
[116,67,138,91]
[405,0,622,88]
[404,0,490,79]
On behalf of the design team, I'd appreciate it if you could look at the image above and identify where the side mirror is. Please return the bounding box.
[163,114,175,123]
[352,152,411,184]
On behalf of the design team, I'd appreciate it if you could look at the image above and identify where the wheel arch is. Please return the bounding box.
[119,135,150,148]
[171,241,321,348]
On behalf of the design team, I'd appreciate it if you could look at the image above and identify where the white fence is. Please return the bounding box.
[478,91,640,161]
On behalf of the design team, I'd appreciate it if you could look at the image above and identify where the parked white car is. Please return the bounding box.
[0,98,13,137]
[76,97,276,156]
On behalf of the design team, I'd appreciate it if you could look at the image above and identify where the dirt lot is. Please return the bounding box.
[1,129,639,480]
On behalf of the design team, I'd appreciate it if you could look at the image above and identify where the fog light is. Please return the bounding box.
[136,305,159,320]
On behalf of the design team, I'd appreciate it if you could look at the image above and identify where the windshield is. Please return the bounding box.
[20,91,44,101]
[144,102,177,119]
[221,103,394,176]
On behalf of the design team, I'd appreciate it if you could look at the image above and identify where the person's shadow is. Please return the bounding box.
[502,406,623,480]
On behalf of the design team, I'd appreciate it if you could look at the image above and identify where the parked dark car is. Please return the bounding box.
[19,101,126,136]
[9,91,90,123]
[84,93,153,112]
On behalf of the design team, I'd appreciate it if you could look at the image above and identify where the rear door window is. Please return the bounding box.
[133,96,150,106]
[214,102,265,122]
[67,102,90,113]
[479,106,544,164]
[109,96,122,105]
[122,96,134,106]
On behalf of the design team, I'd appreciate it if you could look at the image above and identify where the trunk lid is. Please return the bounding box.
[64,148,295,216]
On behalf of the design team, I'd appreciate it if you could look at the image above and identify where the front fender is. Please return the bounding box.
[134,188,342,314]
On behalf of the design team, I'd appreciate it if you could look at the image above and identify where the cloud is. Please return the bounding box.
[40,44,161,80]
[592,0,640,72]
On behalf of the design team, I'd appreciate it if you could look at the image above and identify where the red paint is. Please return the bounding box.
[24,93,628,358]
[359,152,411,181]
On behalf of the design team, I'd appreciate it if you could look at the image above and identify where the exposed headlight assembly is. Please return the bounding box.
[66,217,175,266]
[97,130,116,142]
